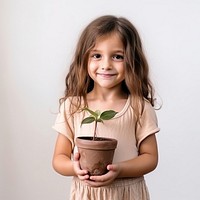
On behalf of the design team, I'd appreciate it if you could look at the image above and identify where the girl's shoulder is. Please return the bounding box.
[60,96,84,114]
[141,99,159,124]
[129,96,153,107]
[61,96,82,105]
[129,96,156,115]
[60,97,73,109]
[144,98,154,108]
[141,99,157,116]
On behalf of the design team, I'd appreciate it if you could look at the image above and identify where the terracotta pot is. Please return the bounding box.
[76,136,118,176]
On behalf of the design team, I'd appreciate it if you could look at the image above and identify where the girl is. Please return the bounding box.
[52,15,160,200]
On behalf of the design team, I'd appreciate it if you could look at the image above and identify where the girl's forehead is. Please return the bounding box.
[93,32,123,47]
[95,32,120,41]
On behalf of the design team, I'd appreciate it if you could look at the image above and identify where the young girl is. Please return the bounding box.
[52,15,160,200]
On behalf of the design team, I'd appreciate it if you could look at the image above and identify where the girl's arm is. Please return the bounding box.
[52,133,75,176]
[52,133,89,180]
[85,134,158,187]
[117,133,158,178]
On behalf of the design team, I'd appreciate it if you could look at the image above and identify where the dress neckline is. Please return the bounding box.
[114,95,130,118]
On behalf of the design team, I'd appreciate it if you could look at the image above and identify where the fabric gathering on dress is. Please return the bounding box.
[52,96,160,200]
[71,176,150,200]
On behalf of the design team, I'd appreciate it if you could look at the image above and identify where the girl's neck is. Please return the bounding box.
[86,88,128,112]
[87,88,127,101]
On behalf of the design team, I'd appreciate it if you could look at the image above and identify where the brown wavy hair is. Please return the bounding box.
[60,15,156,120]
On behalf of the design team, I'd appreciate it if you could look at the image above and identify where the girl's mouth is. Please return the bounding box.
[97,73,115,78]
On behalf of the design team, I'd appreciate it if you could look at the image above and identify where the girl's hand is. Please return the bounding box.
[84,164,120,187]
[73,153,90,181]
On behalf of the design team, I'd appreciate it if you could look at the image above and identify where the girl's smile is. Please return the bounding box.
[97,72,117,79]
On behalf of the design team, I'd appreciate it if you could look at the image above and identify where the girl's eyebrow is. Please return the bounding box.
[90,49,124,53]
[114,50,124,54]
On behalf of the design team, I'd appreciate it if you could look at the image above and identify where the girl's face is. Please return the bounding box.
[88,33,125,91]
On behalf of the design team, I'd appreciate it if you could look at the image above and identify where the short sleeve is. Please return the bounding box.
[136,101,160,148]
[52,99,75,148]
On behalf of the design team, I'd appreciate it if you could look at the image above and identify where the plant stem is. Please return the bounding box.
[93,120,97,140]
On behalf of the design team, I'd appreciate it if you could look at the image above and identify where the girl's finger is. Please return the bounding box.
[74,152,80,161]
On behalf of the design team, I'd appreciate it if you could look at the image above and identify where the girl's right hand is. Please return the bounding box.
[73,152,90,181]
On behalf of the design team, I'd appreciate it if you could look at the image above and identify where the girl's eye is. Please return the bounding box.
[113,54,124,60]
[91,54,101,59]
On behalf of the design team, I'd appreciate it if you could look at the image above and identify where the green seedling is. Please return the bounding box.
[81,108,118,140]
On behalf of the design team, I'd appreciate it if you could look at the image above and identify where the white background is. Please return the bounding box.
[1,0,200,199]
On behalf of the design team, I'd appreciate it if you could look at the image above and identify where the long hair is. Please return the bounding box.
[60,15,156,120]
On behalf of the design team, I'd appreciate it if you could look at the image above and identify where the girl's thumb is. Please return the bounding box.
[74,152,80,161]
[107,164,115,171]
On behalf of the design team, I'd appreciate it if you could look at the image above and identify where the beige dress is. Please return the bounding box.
[53,96,160,200]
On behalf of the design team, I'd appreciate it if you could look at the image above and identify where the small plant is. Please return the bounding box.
[81,108,118,140]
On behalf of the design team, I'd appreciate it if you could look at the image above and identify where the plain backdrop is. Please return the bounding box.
[1,0,200,199]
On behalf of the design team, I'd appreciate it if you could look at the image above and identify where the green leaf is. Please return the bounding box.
[81,116,95,125]
[83,108,98,118]
[100,110,118,120]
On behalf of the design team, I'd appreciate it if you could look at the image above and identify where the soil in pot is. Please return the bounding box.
[76,136,118,176]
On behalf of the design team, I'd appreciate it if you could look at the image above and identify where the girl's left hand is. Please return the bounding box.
[84,164,120,187]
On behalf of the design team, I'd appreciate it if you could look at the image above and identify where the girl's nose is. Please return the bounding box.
[101,58,112,70]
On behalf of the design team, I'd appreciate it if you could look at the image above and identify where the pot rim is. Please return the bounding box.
[76,136,118,150]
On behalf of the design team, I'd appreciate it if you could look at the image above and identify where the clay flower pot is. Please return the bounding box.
[76,136,118,176]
